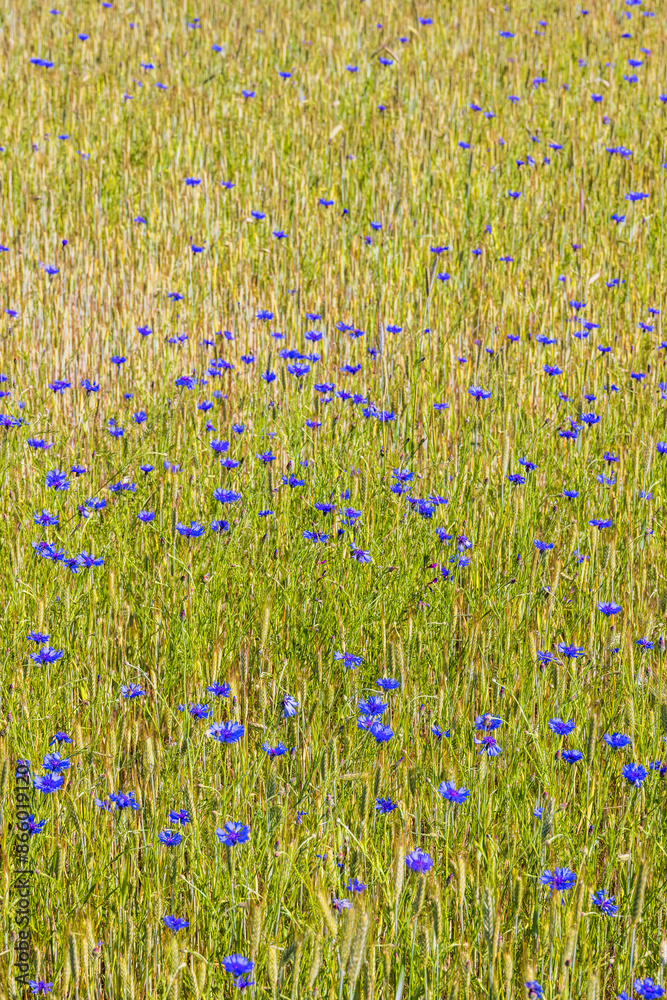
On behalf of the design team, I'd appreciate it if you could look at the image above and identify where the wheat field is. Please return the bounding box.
[1,0,667,997]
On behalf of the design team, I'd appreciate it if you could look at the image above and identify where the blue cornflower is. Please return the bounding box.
[468,386,492,399]
[213,488,241,504]
[370,722,393,743]
[262,742,288,757]
[222,956,254,978]
[121,683,146,699]
[107,791,140,810]
[207,682,231,698]
[557,643,585,659]
[591,890,618,916]
[597,602,622,616]
[281,695,298,717]
[302,530,329,543]
[25,815,47,836]
[169,809,191,825]
[405,849,434,874]
[549,718,575,736]
[49,731,71,746]
[539,867,577,894]
[538,651,559,665]
[27,631,49,644]
[474,714,502,731]
[176,520,205,538]
[45,469,70,491]
[33,774,64,793]
[561,750,583,764]
[33,510,59,528]
[158,829,183,847]
[475,735,502,757]
[180,703,212,720]
[335,651,363,669]
[29,646,64,666]
[163,915,189,932]
[604,732,632,749]
[215,821,250,845]
[635,982,664,1000]
[375,796,397,813]
[350,547,371,563]
[438,781,470,804]
[208,721,245,744]
[376,677,400,690]
[358,696,387,717]
[42,752,70,773]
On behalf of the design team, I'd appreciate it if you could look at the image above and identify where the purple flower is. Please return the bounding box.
[557,643,585,660]
[33,774,64,793]
[539,867,577,894]
[603,732,631,749]
[438,781,470,804]
[597,601,622,616]
[45,468,70,491]
[475,735,502,757]
[358,696,387,717]
[591,890,618,916]
[158,829,183,847]
[548,718,575,736]
[222,956,254,978]
[215,821,250,846]
[207,682,231,698]
[623,763,647,787]
[334,651,363,669]
[635,982,665,1000]
[108,790,140,810]
[262,741,287,757]
[369,722,393,743]
[42,752,70,773]
[163,915,189,932]
[474,714,502,731]
[121,683,146,699]
[29,646,64,666]
[207,721,244,744]
[405,848,434,874]
[281,694,298,717]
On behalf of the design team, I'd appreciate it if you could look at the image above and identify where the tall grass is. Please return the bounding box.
[0,0,666,996]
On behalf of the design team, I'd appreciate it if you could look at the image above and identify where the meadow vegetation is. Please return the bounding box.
[1,0,667,997]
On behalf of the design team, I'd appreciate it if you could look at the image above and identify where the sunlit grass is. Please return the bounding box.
[1,0,667,997]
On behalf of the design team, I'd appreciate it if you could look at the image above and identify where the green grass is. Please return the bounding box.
[1,0,667,997]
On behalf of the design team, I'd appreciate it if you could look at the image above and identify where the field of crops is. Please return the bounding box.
[2,0,667,997]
